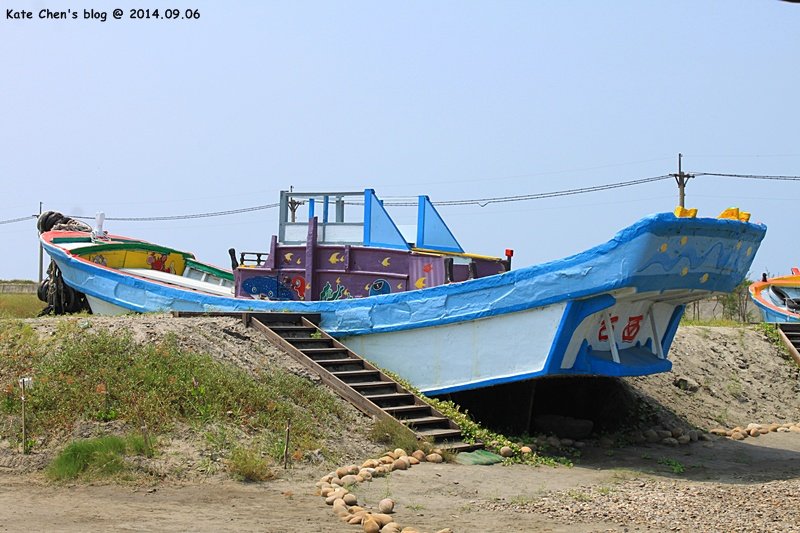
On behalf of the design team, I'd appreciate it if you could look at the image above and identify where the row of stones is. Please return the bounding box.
[316,447,451,533]
[627,426,711,447]
[504,426,712,453]
[710,422,800,440]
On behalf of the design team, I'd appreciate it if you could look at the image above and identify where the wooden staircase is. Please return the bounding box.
[174,311,480,452]
[778,323,800,367]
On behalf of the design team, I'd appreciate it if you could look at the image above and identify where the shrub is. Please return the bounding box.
[227,446,275,482]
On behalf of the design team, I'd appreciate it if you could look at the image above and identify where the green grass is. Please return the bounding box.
[47,434,152,481]
[754,322,791,359]
[227,446,275,482]
[679,318,745,327]
[0,293,43,318]
[657,457,685,475]
[369,416,419,453]
[0,319,346,468]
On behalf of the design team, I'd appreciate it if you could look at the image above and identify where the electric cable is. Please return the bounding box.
[0,215,35,225]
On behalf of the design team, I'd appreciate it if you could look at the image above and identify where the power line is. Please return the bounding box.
[695,172,800,181]
[69,202,281,222]
[10,170,799,226]
[62,174,675,220]
[0,215,35,225]
[381,174,673,207]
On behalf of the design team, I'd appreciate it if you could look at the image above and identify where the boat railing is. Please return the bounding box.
[238,251,269,267]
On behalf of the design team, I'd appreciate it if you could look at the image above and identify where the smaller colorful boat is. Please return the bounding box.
[749,268,800,323]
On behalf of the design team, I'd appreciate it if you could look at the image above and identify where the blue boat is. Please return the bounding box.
[38,192,766,394]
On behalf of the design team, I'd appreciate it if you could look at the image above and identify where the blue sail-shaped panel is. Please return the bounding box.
[416,196,464,253]
[363,189,410,250]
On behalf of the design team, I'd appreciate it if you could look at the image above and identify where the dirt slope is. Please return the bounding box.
[627,325,800,432]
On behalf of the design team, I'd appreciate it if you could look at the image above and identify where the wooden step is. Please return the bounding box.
[365,392,415,406]
[248,312,320,326]
[415,427,463,440]
[331,370,380,382]
[301,347,351,360]
[438,440,483,453]
[269,326,320,338]
[349,383,399,395]
[383,405,432,418]
[287,338,334,349]
[316,359,365,372]
[402,416,451,428]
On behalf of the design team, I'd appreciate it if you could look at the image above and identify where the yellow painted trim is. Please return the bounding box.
[411,247,503,261]
[673,206,697,218]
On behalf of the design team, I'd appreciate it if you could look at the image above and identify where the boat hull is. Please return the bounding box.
[749,276,800,323]
[41,212,766,393]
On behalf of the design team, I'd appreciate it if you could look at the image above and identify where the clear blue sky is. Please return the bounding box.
[2,1,799,281]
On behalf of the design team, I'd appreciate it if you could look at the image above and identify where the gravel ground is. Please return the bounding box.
[483,477,800,532]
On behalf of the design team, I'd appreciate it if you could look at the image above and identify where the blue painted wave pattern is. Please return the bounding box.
[633,229,762,294]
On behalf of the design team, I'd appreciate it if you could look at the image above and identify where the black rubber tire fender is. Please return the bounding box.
[37,279,50,302]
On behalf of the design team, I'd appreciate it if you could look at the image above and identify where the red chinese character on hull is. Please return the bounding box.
[622,315,643,343]
[598,316,619,342]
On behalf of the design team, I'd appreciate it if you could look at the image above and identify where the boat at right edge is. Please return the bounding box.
[750,269,800,323]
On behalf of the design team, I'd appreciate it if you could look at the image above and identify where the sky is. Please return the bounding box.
[1,1,799,282]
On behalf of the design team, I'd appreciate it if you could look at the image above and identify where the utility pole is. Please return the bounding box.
[287,185,303,223]
[37,202,43,285]
[672,153,692,208]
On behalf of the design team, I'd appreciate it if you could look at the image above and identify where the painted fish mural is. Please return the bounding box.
[368,279,391,296]
[242,276,295,300]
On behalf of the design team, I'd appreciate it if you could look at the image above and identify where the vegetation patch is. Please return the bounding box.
[0,319,346,474]
[47,434,152,481]
[227,446,276,482]
[379,369,571,467]
[679,318,745,328]
[369,416,419,453]
[754,323,791,359]
[657,457,685,475]
[0,293,43,319]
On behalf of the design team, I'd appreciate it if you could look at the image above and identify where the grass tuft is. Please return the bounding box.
[47,435,147,481]
[227,446,275,482]
[369,416,419,453]
[657,457,685,475]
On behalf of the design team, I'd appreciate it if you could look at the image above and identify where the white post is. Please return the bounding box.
[19,377,32,454]
[92,212,106,240]
[648,307,665,359]
[605,311,621,364]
